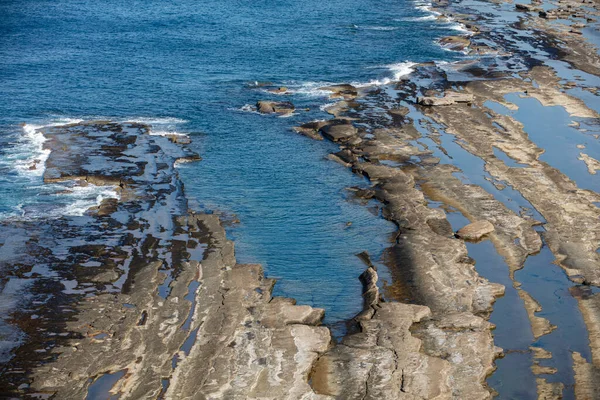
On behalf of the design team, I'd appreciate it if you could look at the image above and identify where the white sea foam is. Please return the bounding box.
[361,26,400,31]
[149,130,190,138]
[277,112,296,118]
[319,102,339,112]
[228,104,260,114]
[1,118,125,221]
[353,61,417,87]
[407,15,438,21]
[285,81,334,97]
[388,61,418,80]
[415,4,441,15]
[123,117,188,125]
[61,186,118,217]
[14,125,50,177]
[15,119,84,178]
[444,16,475,36]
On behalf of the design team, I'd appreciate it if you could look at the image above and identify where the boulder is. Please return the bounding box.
[319,121,358,142]
[256,100,295,114]
[456,220,495,240]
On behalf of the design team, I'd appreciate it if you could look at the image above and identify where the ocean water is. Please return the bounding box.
[0,0,461,324]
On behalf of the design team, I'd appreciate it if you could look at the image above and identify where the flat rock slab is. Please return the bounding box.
[418,92,474,106]
[42,121,198,185]
[319,122,358,142]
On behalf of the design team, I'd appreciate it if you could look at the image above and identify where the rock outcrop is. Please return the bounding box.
[417,92,474,106]
[257,100,295,114]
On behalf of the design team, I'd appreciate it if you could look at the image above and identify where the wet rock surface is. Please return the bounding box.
[287,0,600,395]
[0,122,331,399]
[3,0,600,397]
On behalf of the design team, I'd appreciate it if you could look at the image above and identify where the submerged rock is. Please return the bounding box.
[267,86,289,94]
[456,220,495,240]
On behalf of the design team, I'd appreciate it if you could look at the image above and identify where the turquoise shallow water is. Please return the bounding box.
[0,0,460,323]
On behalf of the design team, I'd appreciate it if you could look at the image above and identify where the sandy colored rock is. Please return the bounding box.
[456,220,495,240]
[579,153,600,175]
[531,346,553,359]
[418,92,474,106]
[518,289,557,339]
[532,361,557,375]
[536,378,564,399]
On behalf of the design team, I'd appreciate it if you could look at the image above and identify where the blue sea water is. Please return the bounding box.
[0,0,462,324]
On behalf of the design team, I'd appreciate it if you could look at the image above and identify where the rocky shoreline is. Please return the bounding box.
[1,0,600,398]
[0,120,503,398]
[0,122,332,399]
[281,0,600,397]
[0,122,500,399]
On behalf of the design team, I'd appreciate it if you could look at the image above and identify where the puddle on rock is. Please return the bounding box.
[86,369,126,400]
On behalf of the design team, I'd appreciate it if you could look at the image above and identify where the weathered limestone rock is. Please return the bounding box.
[573,352,600,399]
[579,152,600,175]
[419,165,542,273]
[417,92,474,106]
[164,133,192,145]
[312,303,453,400]
[3,122,335,400]
[357,266,379,320]
[536,378,564,399]
[518,290,556,339]
[423,72,600,285]
[456,220,495,240]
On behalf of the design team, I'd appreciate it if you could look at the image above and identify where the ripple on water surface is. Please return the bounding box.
[179,111,396,327]
[0,0,460,330]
